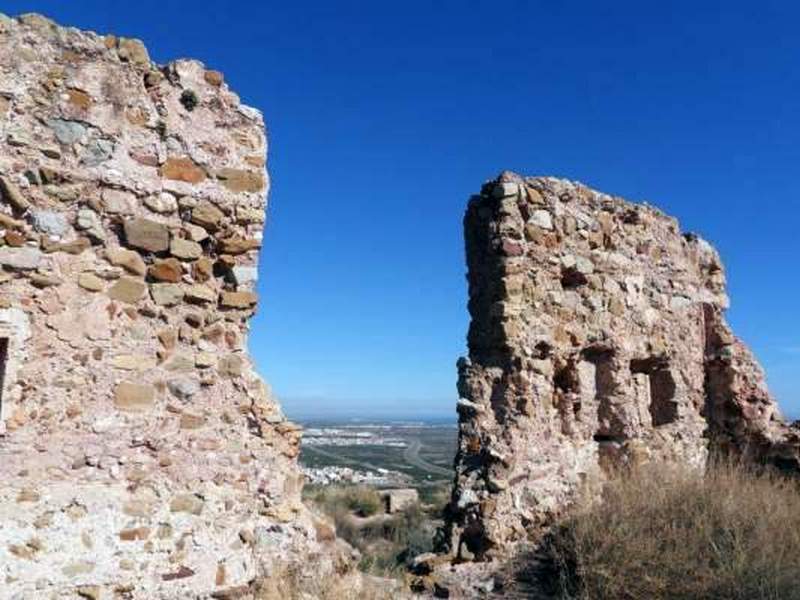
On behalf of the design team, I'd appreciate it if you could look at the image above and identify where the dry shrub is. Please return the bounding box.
[304,485,435,577]
[306,485,383,518]
[549,460,800,599]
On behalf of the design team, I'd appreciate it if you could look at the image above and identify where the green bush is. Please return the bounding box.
[548,461,800,600]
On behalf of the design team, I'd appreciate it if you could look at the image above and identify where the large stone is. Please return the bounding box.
[0,175,30,211]
[161,157,206,184]
[106,247,146,276]
[216,168,265,193]
[148,258,182,283]
[191,201,224,230]
[111,355,156,371]
[220,291,258,309]
[102,189,137,214]
[113,382,155,412]
[75,209,105,242]
[218,236,261,255]
[32,211,68,237]
[48,118,86,145]
[144,192,178,213]
[192,257,214,282]
[167,378,200,399]
[219,354,244,377]
[170,238,203,260]
[0,247,41,270]
[184,284,216,304]
[124,218,170,253]
[150,283,184,306]
[107,277,147,304]
[81,138,115,166]
[78,272,105,292]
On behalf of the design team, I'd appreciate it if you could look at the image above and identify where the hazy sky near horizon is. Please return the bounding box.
[8,1,799,418]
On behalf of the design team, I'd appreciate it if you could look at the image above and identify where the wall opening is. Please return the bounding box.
[631,357,678,427]
[554,359,581,417]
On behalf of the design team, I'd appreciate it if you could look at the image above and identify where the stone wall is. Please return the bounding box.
[443,171,800,560]
[0,14,326,599]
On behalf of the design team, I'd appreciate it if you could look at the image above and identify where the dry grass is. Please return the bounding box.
[548,460,800,599]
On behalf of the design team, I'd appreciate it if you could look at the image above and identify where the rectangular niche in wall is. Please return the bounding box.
[630,357,679,427]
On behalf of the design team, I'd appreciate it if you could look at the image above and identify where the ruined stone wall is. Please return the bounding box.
[444,171,799,560]
[0,14,325,599]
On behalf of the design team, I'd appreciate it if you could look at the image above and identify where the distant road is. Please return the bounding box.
[403,440,452,478]
[304,440,453,480]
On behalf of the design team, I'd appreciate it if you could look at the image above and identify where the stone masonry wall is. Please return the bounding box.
[444,171,800,560]
[0,14,323,599]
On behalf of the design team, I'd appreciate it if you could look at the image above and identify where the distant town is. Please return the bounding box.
[298,419,457,488]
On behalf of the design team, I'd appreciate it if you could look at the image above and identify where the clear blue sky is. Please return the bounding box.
[8,1,799,419]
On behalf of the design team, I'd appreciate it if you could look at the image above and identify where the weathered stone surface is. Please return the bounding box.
[144,192,178,213]
[107,276,147,304]
[124,218,170,253]
[191,201,224,230]
[32,210,68,236]
[185,284,216,304]
[29,272,61,288]
[161,157,206,184]
[113,382,155,411]
[442,173,800,562]
[192,257,214,282]
[0,175,30,211]
[0,247,41,270]
[219,354,244,377]
[48,118,87,145]
[168,377,200,399]
[148,258,182,282]
[0,14,334,600]
[78,272,106,292]
[75,209,105,242]
[220,291,258,308]
[111,355,156,371]
[170,238,203,260]
[150,283,184,306]
[218,236,261,255]
[204,69,224,86]
[102,188,136,214]
[106,247,146,276]
[216,168,265,193]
